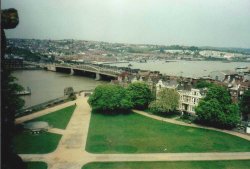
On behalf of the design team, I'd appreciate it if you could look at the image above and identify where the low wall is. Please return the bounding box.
[15,96,71,118]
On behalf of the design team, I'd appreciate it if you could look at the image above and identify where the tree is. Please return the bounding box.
[149,88,179,114]
[2,8,27,169]
[159,48,165,53]
[204,85,231,105]
[127,82,153,110]
[240,90,250,120]
[88,84,133,114]
[64,87,76,100]
[194,80,214,89]
[189,46,199,51]
[195,85,240,129]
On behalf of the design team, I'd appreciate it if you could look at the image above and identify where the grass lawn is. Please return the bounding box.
[13,105,76,154]
[13,131,61,154]
[28,105,76,129]
[144,109,180,118]
[86,112,250,153]
[82,160,250,169]
[26,162,47,169]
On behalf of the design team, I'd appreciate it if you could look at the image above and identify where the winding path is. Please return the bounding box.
[18,93,250,169]
[133,110,250,141]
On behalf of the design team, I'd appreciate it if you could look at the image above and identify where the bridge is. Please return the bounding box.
[25,61,123,80]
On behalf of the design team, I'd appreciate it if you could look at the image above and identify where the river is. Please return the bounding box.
[110,60,249,78]
[13,60,249,107]
[13,70,107,108]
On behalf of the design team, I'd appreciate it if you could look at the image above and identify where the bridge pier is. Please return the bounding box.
[95,73,101,80]
[70,68,74,75]
[55,67,71,74]
[31,63,120,81]
[47,65,56,71]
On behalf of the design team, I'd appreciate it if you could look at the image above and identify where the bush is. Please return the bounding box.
[240,90,250,121]
[149,88,179,115]
[127,82,153,110]
[88,84,133,114]
[195,85,240,129]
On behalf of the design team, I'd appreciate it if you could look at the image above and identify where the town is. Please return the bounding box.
[6,39,250,63]
[4,39,250,116]
[2,1,250,169]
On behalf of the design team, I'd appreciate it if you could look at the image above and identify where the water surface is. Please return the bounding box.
[13,70,107,107]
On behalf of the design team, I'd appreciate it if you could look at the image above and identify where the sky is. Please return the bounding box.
[2,0,250,48]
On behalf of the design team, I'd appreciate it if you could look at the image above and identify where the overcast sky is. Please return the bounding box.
[2,0,250,48]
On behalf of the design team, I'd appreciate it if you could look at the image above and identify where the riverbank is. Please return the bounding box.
[13,70,107,107]
[16,96,73,118]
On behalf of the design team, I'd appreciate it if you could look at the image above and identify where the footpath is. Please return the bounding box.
[15,100,76,125]
[18,93,250,169]
[134,110,250,141]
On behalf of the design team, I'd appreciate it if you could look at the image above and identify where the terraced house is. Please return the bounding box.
[156,79,206,114]
[178,88,205,114]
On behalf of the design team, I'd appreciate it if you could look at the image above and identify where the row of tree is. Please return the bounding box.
[88,82,181,115]
[88,82,250,129]
[88,83,152,114]
[6,47,53,62]
[2,8,28,169]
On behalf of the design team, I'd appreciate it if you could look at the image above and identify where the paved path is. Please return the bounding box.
[15,100,76,124]
[48,128,65,135]
[134,110,250,141]
[18,93,250,169]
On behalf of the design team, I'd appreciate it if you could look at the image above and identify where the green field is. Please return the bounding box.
[144,109,180,118]
[82,160,250,169]
[13,105,76,154]
[86,112,250,153]
[13,131,61,154]
[27,162,47,169]
[28,105,76,129]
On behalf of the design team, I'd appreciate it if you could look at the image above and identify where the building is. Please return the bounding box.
[209,70,238,82]
[155,79,179,94]
[235,66,249,75]
[2,57,24,69]
[209,70,250,102]
[178,88,205,114]
[155,79,206,114]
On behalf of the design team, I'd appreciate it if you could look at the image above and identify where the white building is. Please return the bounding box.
[155,80,205,114]
[178,89,204,114]
[156,79,179,93]
[131,76,144,83]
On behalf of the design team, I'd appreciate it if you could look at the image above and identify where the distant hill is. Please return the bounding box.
[7,38,250,56]
[200,46,250,55]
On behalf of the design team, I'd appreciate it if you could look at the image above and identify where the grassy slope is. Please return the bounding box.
[13,132,61,154]
[27,162,47,169]
[14,105,76,154]
[28,105,76,129]
[82,160,250,169]
[86,112,250,153]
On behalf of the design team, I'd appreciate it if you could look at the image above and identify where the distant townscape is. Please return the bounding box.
[3,1,250,168]
[4,39,250,119]
[5,38,250,63]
